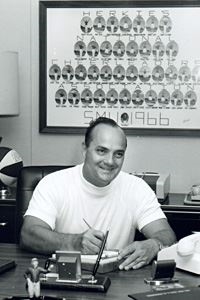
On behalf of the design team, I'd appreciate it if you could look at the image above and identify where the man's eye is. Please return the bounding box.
[115,152,124,158]
[97,149,105,154]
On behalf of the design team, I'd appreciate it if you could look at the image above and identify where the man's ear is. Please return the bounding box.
[82,142,87,158]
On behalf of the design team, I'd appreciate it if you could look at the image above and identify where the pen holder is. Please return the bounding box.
[42,250,111,292]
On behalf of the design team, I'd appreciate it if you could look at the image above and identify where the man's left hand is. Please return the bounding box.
[118,239,159,270]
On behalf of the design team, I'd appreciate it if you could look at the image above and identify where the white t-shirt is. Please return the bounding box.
[25,164,165,250]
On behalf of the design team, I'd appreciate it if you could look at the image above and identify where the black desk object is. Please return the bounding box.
[0,259,16,274]
[40,275,111,292]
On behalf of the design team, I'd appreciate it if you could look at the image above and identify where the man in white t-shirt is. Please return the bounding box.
[20,117,176,270]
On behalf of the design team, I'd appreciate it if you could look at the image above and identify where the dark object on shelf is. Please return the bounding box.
[0,259,16,274]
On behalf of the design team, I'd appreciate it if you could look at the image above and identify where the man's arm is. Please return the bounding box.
[20,216,104,255]
[118,218,176,270]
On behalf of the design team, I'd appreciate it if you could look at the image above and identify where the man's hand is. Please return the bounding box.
[118,239,159,270]
[26,277,32,285]
[81,229,104,254]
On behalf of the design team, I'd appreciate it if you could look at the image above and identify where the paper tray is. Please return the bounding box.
[184,194,200,206]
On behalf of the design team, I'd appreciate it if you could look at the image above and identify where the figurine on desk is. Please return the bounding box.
[24,258,49,299]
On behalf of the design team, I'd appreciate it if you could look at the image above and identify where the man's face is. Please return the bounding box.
[82,124,127,187]
[32,260,38,268]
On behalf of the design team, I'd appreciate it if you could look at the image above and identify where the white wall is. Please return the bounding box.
[0,0,32,164]
[1,0,200,193]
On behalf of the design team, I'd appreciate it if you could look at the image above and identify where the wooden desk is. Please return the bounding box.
[0,244,200,300]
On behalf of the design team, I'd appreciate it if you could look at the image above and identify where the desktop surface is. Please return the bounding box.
[0,244,200,300]
[162,193,200,212]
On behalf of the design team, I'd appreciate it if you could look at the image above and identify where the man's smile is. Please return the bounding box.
[99,165,116,172]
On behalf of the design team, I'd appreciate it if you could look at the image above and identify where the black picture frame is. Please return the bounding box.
[39,0,200,135]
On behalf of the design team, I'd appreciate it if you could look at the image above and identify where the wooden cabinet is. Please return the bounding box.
[164,210,200,240]
[162,194,200,240]
[0,195,16,243]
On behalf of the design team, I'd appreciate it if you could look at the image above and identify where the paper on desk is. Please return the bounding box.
[81,250,119,264]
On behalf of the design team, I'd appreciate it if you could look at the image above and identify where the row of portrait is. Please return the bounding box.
[80,15,172,34]
[54,87,197,107]
[49,63,200,83]
[73,39,178,59]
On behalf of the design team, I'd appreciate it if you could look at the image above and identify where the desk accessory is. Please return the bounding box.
[144,260,178,285]
[158,232,200,275]
[184,185,200,205]
[81,250,119,273]
[56,251,82,282]
[41,233,111,292]
[40,274,111,292]
[92,230,109,279]
[128,286,200,300]
[0,259,16,274]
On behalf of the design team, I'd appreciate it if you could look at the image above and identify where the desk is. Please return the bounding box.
[0,244,200,300]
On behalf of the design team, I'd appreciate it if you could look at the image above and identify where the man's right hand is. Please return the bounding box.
[81,229,104,254]
[20,216,105,255]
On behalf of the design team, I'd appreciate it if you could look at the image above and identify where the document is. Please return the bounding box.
[81,250,119,264]
[81,250,119,273]
[128,286,200,300]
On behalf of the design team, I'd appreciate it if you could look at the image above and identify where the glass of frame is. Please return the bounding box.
[39,0,200,135]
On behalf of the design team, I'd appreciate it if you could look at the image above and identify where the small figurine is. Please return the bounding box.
[24,257,49,299]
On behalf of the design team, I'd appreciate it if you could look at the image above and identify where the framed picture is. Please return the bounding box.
[39,1,200,135]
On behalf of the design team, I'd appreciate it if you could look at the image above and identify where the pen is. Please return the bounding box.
[83,218,91,229]
[92,230,109,278]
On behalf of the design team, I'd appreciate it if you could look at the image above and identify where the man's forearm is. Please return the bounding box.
[142,219,177,252]
[150,228,177,248]
[20,225,83,254]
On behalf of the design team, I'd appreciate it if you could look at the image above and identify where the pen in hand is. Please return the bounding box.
[83,218,92,229]
[83,218,108,251]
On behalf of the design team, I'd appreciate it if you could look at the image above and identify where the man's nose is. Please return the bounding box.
[104,152,114,165]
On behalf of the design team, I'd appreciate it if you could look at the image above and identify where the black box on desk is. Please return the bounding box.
[57,256,77,280]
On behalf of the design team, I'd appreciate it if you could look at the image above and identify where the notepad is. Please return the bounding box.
[81,250,119,273]
[81,250,118,263]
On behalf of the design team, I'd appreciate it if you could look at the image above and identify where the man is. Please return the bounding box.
[20,117,176,270]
